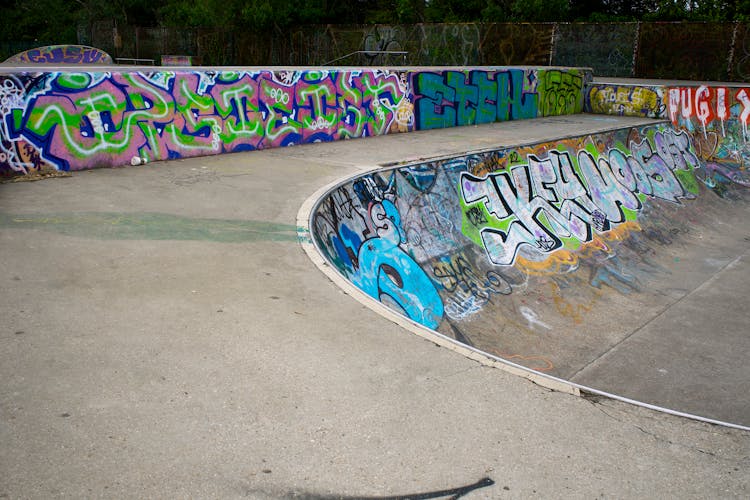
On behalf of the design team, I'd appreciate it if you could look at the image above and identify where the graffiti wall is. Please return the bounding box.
[0,67,587,176]
[585,83,665,118]
[585,83,750,190]
[311,122,748,372]
[412,68,585,130]
[3,45,113,65]
[160,55,193,66]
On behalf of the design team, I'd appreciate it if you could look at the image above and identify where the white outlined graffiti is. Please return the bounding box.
[460,129,699,266]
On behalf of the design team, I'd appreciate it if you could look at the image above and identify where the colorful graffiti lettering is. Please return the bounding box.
[311,122,749,373]
[585,84,665,118]
[667,86,740,135]
[583,82,750,195]
[0,67,587,176]
[0,69,415,174]
[3,45,113,65]
[459,128,699,266]
[538,69,585,117]
[664,85,750,190]
[313,175,444,329]
[351,200,444,328]
[411,68,584,130]
[312,125,709,303]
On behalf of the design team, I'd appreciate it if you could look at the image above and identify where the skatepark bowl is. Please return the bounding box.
[1,63,749,431]
[304,118,750,430]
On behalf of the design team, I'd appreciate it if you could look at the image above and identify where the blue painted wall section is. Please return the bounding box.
[413,68,585,130]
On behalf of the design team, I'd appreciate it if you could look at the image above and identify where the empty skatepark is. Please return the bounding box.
[1,60,748,497]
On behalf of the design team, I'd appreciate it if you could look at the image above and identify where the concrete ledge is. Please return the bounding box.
[0,66,590,176]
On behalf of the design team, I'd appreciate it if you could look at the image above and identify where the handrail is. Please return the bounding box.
[116,57,155,65]
[322,50,408,66]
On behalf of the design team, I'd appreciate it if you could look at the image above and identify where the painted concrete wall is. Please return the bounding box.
[585,82,750,188]
[311,122,745,341]
[2,45,113,65]
[0,67,588,176]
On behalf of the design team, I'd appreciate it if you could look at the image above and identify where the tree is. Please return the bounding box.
[396,0,426,23]
[510,0,570,21]
[158,0,238,28]
[481,0,513,22]
[425,0,490,22]
[0,0,79,43]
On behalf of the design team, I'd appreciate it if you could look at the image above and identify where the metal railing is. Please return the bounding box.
[115,57,155,65]
[323,50,408,66]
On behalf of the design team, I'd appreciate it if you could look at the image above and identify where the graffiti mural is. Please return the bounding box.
[311,122,748,373]
[585,84,665,118]
[312,171,446,329]
[0,67,587,176]
[538,69,586,116]
[413,69,537,129]
[584,82,750,194]
[460,128,699,266]
[411,68,585,130]
[3,45,113,65]
[0,69,413,175]
[666,85,750,189]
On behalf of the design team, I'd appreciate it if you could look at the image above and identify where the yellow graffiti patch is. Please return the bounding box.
[516,221,642,275]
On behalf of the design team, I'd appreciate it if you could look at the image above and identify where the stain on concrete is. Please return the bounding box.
[0,212,300,243]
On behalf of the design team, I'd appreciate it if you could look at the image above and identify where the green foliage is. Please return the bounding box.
[158,0,228,27]
[643,0,693,21]
[510,0,570,21]
[481,0,511,22]
[364,1,398,24]
[425,0,493,22]
[0,0,79,42]
[237,0,373,30]
[738,0,750,20]
[4,0,750,50]
[239,0,287,30]
[642,0,750,21]
[396,0,424,23]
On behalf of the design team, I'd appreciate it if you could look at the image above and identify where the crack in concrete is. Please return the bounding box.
[569,250,749,381]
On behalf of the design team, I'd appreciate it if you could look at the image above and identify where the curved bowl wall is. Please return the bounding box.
[309,121,750,429]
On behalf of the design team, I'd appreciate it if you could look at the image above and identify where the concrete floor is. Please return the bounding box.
[1,117,748,498]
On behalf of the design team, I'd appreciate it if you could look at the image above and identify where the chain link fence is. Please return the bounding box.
[6,21,738,81]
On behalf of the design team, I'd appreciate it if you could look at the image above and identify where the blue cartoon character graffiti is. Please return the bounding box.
[351,199,444,329]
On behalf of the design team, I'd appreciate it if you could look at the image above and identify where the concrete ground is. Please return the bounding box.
[1,116,748,498]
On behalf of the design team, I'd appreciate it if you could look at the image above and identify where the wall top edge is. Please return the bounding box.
[0,65,594,73]
[382,121,667,172]
[593,77,750,87]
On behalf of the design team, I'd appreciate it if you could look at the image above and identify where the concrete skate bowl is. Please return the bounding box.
[307,121,750,429]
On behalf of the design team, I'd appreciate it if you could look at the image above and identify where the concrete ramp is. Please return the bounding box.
[306,116,750,428]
